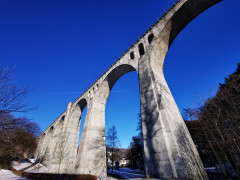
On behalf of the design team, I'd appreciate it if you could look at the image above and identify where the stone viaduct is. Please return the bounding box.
[35,0,222,179]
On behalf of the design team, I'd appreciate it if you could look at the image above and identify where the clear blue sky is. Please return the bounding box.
[0,0,239,148]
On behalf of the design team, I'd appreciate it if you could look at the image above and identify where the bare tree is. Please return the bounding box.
[106,125,121,172]
[184,63,240,178]
[51,132,70,174]
[0,67,32,114]
[0,113,40,168]
[0,65,38,169]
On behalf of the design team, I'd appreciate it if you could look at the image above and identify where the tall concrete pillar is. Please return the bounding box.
[74,66,136,177]
[53,102,76,173]
[138,18,207,180]
[137,0,221,178]
[46,115,65,172]
[138,52,207,178]
[34,134,46,160]
[74,86,107,176]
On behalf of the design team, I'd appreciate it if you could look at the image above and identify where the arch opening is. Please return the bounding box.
[130,51,135,59]
[78,104,88,147]
[102,64,144,176]
[148,33,154,44]
[138,43,145,57]
[106,64,136,91]
[60,115,65,123]
[73,99,88,148]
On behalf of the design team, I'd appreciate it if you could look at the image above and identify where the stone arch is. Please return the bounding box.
[151,0,222,74]
[75,99,88,147]
[105,64,136,92]
[65,98,88,172]
[94,64,137,124]
[103,64,141,172]
[74,64,137,176]
[96,64,137,165]
[88,64,137,109]
[70,98,88,146]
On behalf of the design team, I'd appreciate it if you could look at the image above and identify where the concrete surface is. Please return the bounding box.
[35,0,222,179]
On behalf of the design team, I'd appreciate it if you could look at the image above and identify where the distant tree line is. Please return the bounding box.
[0,66,40,169]
[184,63,240,179]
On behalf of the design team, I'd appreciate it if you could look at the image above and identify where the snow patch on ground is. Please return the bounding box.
[97,177,117,180]
[24,163,48,173]
[0,169,29,180]
[27,158,36,164]
[107,168,145,179]
[12,161,32,171]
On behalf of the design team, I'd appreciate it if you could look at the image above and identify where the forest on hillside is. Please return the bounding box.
[185,63,240,179]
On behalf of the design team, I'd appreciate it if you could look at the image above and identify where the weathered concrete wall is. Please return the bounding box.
[35,0,222,179]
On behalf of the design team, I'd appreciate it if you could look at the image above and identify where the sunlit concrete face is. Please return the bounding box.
[35,0,222,178]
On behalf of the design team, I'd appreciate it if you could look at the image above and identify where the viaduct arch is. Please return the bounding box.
[35,0,222,179]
